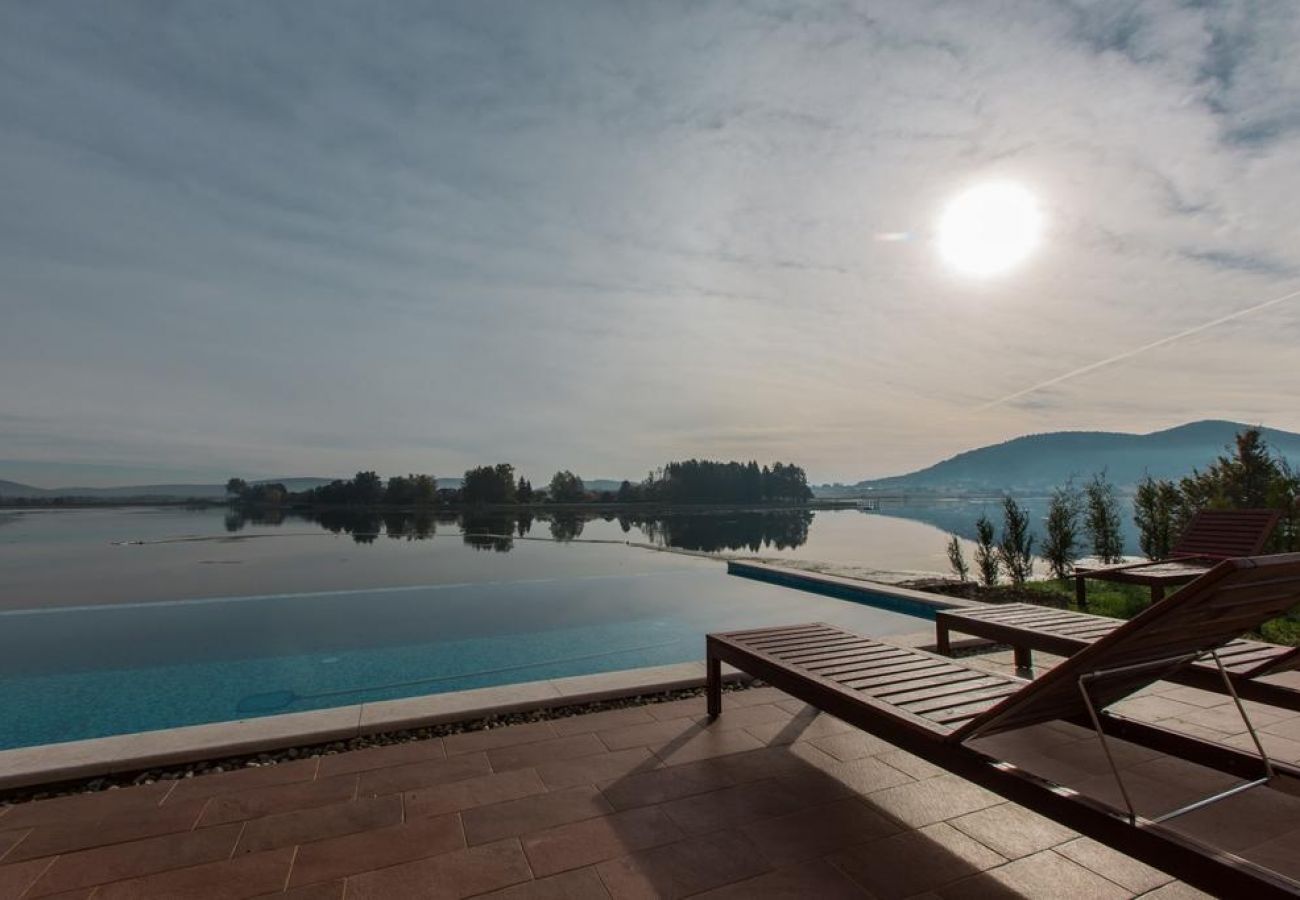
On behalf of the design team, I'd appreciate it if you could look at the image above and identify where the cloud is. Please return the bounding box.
[2,1,1300,486]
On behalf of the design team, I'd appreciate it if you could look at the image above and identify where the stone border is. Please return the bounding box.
[1,680,767,806]
[0,661,753,793]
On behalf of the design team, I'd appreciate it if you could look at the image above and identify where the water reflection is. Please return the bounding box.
[866,497,1140,556]
[621,510,812,552]
[220,507,815,553]
[548,513,584,542]
[460,510,521,552]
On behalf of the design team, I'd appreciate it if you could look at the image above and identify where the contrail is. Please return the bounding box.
[978,285,1300,411]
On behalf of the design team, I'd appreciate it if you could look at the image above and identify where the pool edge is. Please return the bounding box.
[726,559,982,616]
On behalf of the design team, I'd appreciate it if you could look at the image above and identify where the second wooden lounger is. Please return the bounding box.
[935,601,1300,710]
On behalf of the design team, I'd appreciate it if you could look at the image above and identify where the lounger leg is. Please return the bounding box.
[1150,585,1165,605]
[936,621,952,656]
[706,653,722,719]
[1075,575,1087,611]
[1014,645,1034,677]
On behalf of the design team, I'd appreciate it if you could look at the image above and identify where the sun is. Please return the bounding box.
[937,182,1042,278]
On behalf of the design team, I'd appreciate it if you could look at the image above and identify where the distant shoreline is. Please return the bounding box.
[1,498,843,513]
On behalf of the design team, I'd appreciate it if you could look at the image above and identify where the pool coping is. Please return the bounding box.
[726,560,982,613]
[0,660,758,792]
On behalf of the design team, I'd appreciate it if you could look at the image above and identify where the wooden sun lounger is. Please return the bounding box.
[707,554,1300,898]
[1074,508,1280,606]
[936,601,1300,709]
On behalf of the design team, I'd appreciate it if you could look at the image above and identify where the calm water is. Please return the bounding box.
[1,500,1141,610]
[0,502,1139,747]
[0,507,945,748]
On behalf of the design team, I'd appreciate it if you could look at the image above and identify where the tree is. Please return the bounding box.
[247,482,287,506]
[1220,428,1279,509]
[1133,475,1180,560]
[1269,459,1300,552]
[1084,471,1124,564]
[352,471,384,506]
[462,464,517,505]
[410,474,437,506]
[379,474,435,506]
[225,478,248,498]
[946,535,969,583]
[1178,428,1283,520]
[548,470,586,503]
[641,459,813,504]
[998,496,1035,585]
[974,514,1000,587]
[616,480,638,503]
[1042,484,1080,581]
[385,475,414,506]
[517,478,534,504]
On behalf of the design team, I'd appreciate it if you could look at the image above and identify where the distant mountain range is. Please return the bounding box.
[816,420,1300,496]
[18,421,1289,502]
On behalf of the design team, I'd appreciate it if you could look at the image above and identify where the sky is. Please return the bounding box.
[3,1,1300,488]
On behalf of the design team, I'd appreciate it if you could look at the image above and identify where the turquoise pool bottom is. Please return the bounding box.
[1,569,927,749]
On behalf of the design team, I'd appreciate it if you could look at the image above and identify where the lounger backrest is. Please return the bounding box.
[1173,508,1281,559]
[956,553,1300,741]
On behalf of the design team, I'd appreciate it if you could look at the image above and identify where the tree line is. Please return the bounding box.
[226,458,813,509]
[946,428,1299,590]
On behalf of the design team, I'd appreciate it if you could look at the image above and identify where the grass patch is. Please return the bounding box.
[1020,579,1151,620]
[917,577,1300,647]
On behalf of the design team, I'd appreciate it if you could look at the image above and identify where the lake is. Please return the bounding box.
[0,502,1138,747]
[1,500,1143,610]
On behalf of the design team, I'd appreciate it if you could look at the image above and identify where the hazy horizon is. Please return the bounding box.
[5,3,1300,487]
[4,417,1294,490]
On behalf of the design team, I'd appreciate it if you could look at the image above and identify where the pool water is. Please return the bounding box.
[0,552,927,749]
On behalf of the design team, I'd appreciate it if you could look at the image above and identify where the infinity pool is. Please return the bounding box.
[0,555,927,749]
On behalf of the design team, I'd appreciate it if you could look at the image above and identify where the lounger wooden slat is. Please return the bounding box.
[801,645,910,664]
[882,676,1010,705]
[836,659,950,684]
[926,697,1018,724]
[741,624,844,641]
[726,623,834,639]
[812,657,920,679]
[975,609,1077,625]
[805,652,914,672]
[749,634,863,652]
[769,642,883,663]
[1050,621,1123,637]
[797,652,906,672]
[904,684,1022,715]
[708,554,1300,897]
[845,665,976,692]
[774,637,880,654]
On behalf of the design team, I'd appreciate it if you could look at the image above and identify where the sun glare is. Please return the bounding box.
[937,182,1042,278]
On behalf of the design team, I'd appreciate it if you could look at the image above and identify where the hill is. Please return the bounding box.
[818,420,1300,496]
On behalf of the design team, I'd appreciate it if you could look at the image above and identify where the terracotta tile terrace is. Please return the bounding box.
[5,647,1300,899]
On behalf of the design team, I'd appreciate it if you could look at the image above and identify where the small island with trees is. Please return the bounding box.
[226,458,814,512]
